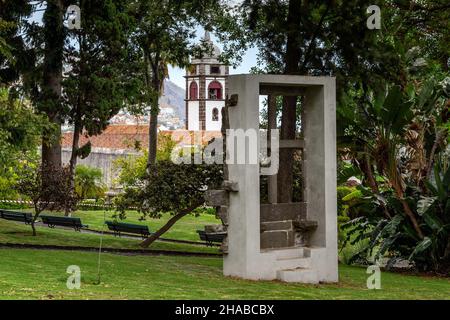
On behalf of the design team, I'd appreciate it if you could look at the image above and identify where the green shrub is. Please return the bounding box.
[75,165,105,200]
[341,161,450,272]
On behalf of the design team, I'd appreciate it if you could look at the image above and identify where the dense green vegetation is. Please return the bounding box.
[337,81,450,272]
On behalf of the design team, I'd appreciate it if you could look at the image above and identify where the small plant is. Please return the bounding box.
[74,165,105,200]
[15,164,78,235]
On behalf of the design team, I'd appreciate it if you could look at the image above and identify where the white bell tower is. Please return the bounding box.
[185,32,229,131]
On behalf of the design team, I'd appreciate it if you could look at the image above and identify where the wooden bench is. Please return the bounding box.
[105,221,151,239]
[40,215,88,232]
[0,210,33,224]
[197,230,226,246]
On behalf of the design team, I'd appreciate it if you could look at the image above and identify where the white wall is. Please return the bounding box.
[205,101,224,131]
[187,101,199,130]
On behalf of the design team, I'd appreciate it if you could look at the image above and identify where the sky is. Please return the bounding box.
[168,27,259,89]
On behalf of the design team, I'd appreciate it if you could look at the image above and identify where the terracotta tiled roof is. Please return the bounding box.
[62,125,221,150]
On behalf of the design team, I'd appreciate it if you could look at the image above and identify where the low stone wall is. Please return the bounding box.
[62,147,140,188]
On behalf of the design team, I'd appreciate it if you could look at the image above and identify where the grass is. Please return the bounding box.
[1,209,448,300]
[17,208,220,242]
[0,219,219,254]
[0,248,448,299]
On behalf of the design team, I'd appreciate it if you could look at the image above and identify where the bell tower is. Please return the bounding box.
[185,32,229,131]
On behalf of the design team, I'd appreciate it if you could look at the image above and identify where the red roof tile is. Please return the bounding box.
[62,125,221,151]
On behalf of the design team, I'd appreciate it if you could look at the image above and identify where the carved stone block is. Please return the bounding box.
[205,190,229,207]
[216,206,229,226]
[221,180,239,192]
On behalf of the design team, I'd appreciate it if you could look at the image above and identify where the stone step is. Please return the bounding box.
[274,247,305,259]
[276,257,311,270]
[261,246,309,259]
[276,268,319,284]
[260,220,293,232]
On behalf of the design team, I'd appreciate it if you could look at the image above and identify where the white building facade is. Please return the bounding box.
[185,33,228,131]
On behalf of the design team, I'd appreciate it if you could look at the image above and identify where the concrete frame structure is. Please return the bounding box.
[223,74,338,283]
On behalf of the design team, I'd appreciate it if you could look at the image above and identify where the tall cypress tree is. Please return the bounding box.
[38,0,65,171]
[0,0,32,85]
[63,0,144,208]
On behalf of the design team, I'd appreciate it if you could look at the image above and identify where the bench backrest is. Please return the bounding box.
[197,230,207,241]
[0,210,32,222]
[41,215,83,227]
[197,230,226,243]
[106,221,149,234]
[207,233,226,242]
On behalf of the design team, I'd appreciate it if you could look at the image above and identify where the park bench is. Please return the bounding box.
[105,221,151,239]
[197,230,226,246]
[40,215,88,232]
[0,210,33,224]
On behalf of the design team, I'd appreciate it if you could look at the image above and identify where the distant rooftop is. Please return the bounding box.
[62,125,221,151]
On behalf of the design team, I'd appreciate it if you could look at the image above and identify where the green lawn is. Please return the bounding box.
[1,211,449,300]
[0,248,448,299]
[18,209,220,242]
[0,219,219,254]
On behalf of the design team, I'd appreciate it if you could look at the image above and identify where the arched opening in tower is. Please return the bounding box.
[208,81,222,100]
[189,81,198,100]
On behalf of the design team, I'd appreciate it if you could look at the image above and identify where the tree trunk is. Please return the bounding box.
[144,52,160,167]
[66,121,81,216]
[360,154,392,219]
[277,0,302,203]
[148,97,158,166]
[31,207,40,236]
[41,0,64,173]
[391,176,424,239]
[31,220,37,237]
[426,129,446,181]
[140,201,202,247]
[278,96,297,202]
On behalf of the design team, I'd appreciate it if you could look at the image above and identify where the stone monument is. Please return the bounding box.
[207,74,338,284]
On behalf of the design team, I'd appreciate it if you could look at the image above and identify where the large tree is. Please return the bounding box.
[63,0,143,207]
[38,0,66,170]
[234,0,412,202]
[128,0,225,166]
[0,0,32,85]
[1,1,66,175]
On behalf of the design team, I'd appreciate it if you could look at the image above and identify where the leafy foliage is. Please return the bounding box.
[0,89,48,168]
[0,0,32,85]
[114,133,177,187]
[115,160,223,247]
[341,161,450,272]
[14,164,78,235]
[64,0,141,166]
[74,165,105,200]
[116,161,223,218]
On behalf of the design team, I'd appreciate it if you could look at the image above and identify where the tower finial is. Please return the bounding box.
[204,30,211,41]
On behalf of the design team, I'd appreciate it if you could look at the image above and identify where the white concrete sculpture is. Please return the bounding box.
[222,74,338,284]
